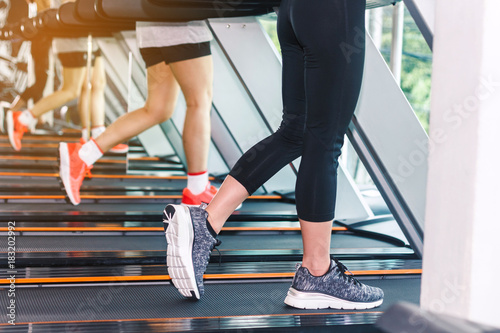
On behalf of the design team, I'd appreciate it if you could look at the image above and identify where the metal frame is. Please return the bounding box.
[348,120,424,257]
[403,0,434,49]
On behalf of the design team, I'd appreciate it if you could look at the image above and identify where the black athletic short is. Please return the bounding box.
[57,49,102,68]
[139,42,211,68]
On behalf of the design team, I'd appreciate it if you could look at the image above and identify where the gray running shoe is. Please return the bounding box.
[284,259,384,310]
[162,204,220,299]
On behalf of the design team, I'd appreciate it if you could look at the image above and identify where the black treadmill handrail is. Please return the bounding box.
[95,0,275,22]
[75,0,102,22]
[147,0,281,9]
[58,1,135,31]
[11,6,134,39]
[96,0,400,23]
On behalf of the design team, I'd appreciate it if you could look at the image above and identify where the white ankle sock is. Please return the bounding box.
[18,110,36,127]
[78,139,103,166]
[91,126,105,139]
[187,171,208,195]
[81,128,89,142]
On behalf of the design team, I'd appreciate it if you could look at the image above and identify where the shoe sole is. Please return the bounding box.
[164,204,200,300]
[180,203,202,208]
[109,147,129,154]
[284,287,383,310]
[6,111,19,151]
[181,202,243,210]
[59,143,80,206]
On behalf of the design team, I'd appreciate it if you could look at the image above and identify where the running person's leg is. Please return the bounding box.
[205,1,307,231]
[93,61,179,152]
[7,65,86,151]
[284,0,382,309]
[32,66,86,118]
[59,61,180,205]
[78,55,105,141]
[211,0,368,274]
[169,56,212,174]
[86,54,129,153]
[78,64,93,142]
[292,0,368,276]
[89,54,106,132]
[169,55,216,204]
[73,53,128,152]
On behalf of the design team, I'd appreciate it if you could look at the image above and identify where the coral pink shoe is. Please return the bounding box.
[6,111,28,151]
[181,183,217,206]
[59,142,92,206]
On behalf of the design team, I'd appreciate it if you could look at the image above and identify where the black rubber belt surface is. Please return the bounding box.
[0,278,420,324]
[0,233,396,252]
[0,259,422,279]
[0,200,296,214]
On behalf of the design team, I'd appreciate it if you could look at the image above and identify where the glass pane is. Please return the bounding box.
[368,6,432,132]
[258,13,280,53]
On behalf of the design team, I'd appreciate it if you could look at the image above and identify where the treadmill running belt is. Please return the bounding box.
[0,233,398,252]
[0,278,420,324]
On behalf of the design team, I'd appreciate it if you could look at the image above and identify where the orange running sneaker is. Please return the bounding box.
[59,142,92,206]
[6,111,28,151]
[181,183,217,206]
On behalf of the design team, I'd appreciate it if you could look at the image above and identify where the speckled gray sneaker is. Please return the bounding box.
[163,204,220,300]
[284,259,384,310]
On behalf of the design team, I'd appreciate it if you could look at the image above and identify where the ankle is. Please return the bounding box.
[302,258,331,277]
[91,126,105,139]
[187,171,209,195]
[18,110,36,126]
[81,128,89,142]
[206,214,221,235]
[205,215,218,239]
[78,139,103,166]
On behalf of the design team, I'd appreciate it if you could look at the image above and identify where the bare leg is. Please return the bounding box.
[90,56,106,128]
[300,219,332,276]
[95,62,180,152]
[169,55,213,173]
[78,71,91,131]
[205,175,249,233]
[79,56,106,133]
[31,66,86,117]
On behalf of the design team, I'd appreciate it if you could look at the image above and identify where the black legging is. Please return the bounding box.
[229,0,366,222]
